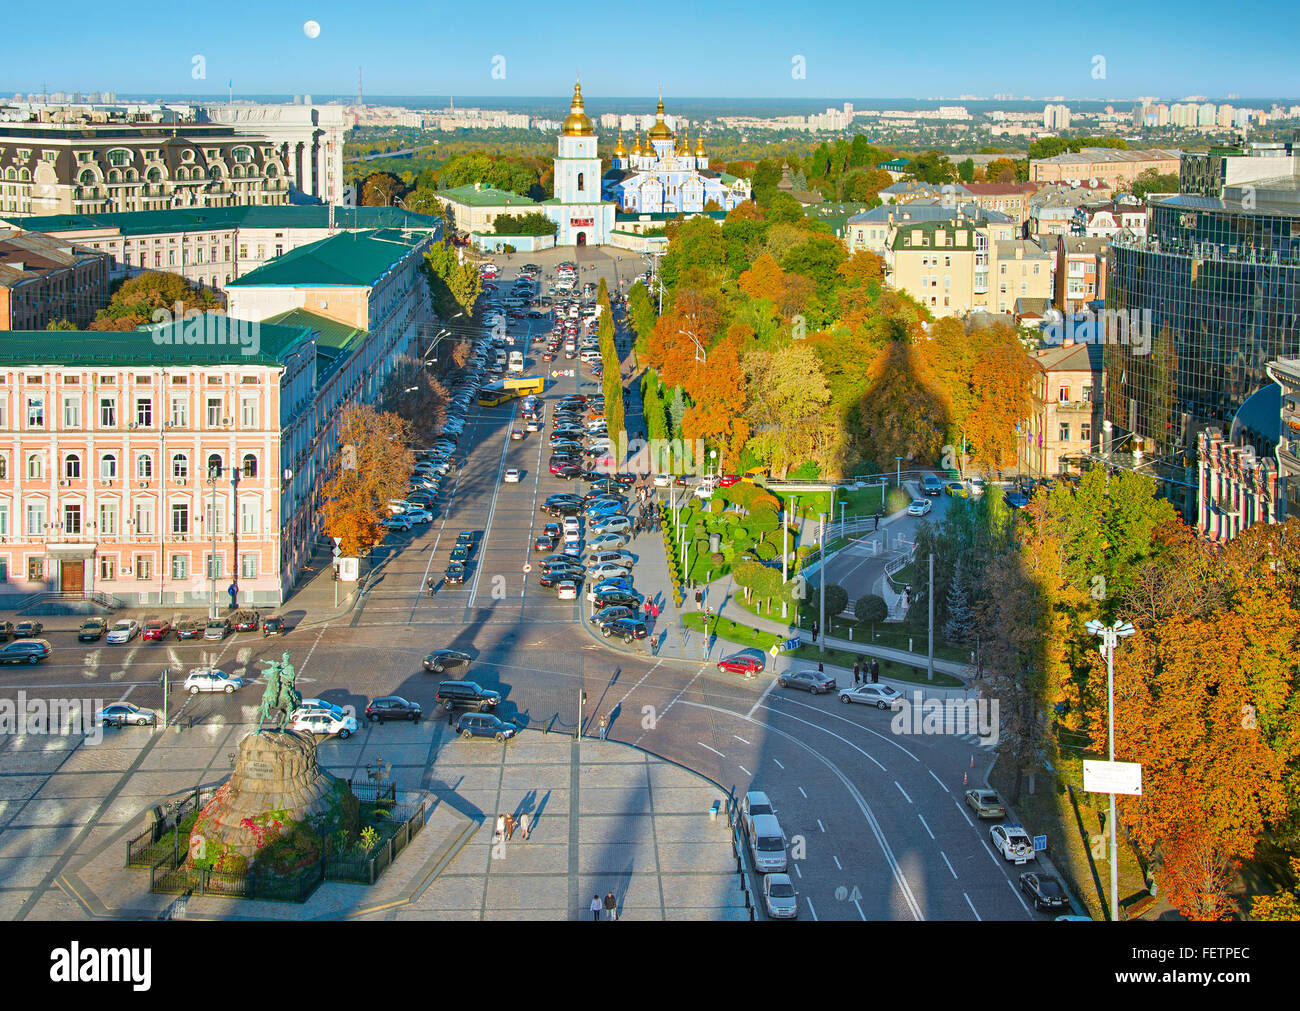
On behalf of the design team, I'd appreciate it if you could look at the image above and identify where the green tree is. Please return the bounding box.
[907,150,956,184]
[1129,167,1180,200]
[822,583,849,618]
[493,212,558,236]
[765,191,805,224]
[401,188,445,217]
[360,172,404,206]
[90,271,223,330]
[956,157,976,183]
[855,594,888,624]
[45,318,78,330]
[422,240,482,319]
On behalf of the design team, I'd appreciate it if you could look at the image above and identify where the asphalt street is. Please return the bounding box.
[0,247,1044,921]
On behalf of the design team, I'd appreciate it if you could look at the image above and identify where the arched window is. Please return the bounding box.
[172,454,188,480]
[242,454,257,478]
[78,169,95,186]
[0,456,7,479]
[147,167,162,183]
[577,171,585,192]
[27,453,43,480]
[100,454,117,480]
[207,453,222,478]
[136,454,152,480]
[64,454,80,480]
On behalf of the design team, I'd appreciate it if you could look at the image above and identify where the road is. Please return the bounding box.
[0,250,1043,921]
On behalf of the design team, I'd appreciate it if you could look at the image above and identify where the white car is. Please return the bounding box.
[289,708,358,739]
[907,498,932,517]
[990,824,1037,865]
[106,619,140,644]
[586,561,630,582]
[562,516,581,536]
[586,532,628,552]
[556,580,578,600]
[405,508,433,524]
[97,702,158,727]
[381,516,412,532]
[838,683,903,710]
[504,468,521,483]
[652,474,672,487]
[762,873,798,919]
[291,698,347,721]
[183,667,244,695]
[968,477,986,497]
[591,515,631,536]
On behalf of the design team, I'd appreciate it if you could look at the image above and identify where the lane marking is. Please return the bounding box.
[955,799,974,827]
[928,769,951,793]
[464,415,515,610]
[696,741,724,758]
[982,841,1004,871]
[772,758,785,770]
[917,813,934,839]
[832,855,842,870]
[793,862,802,879]
[805,897,817,921]
[964,892,981,920]
[817,818,826,833]
[762,692,917,762]
[894,780,913,804]
[941,851,958,879]
[853,897,867,920]
[746,675,779,720]
[733,734,750,745]
[1008,877,1034,916]
[797,786,808,799]
[737,764,752,778]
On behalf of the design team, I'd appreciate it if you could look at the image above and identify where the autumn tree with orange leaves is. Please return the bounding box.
[321,406,415,557]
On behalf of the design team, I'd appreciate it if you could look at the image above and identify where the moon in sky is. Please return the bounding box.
[303,20,321,39]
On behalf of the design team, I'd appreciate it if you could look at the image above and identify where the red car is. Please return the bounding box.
[141,617,172,641]
[717,653,766,677]
[718,474,741,487]
[509,309,526,319]
[542,351,555,361]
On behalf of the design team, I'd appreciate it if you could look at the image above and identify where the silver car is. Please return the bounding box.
[838,683,903,710]
[183,667,245,695]
[762,873,798,919]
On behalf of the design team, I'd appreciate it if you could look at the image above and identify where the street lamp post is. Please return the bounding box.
[781,495,797,619]
[1086,617,1136,923]
[230,465,241,610]
[207,463,220,619]
[896,456,903,489]
[818,513,827,655]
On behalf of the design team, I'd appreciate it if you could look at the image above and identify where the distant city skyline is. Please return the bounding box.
[2,0,1297,99]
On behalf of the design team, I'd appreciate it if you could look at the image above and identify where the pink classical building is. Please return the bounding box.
[0,228,435,607]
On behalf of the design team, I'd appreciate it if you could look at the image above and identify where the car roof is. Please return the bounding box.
[751,813,782,833]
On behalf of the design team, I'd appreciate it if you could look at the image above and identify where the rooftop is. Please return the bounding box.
[437,184,539,208]
[1032,147,1182,166]
[3,204,443,238]
[0,230,103,286]
[1030,339,1104,374]
[891,220,984,251]
[226,229,429,288]
[849,200,1014,226]
[0,313,312,368]
[263,307,366,385]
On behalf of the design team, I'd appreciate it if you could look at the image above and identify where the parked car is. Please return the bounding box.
[0,621,14,642]
[590,605,636,629]
[591,515,631,536]
[945,481,969,498]
[436,680,500,711]
[586,532,629,552]
[381,516,413,532]
[990,824,1037,865]
[141,617,172,641]
[203,618,231,642]
[0,639,51,665]
[1020,871,1069,912]
[107,619,141,644]
[456,712,519,742]
[592,589,642,611]
[717,653,765,677]
[922,475,945,496]
[964,789,1006,820]
[230,609,259,632]
[762,873,798,919]
[97,702,159,727]
[424,649,472,674]
[602,617,648,642]
[838,683,903,710]
[262,616,288,637]
[365,696,423,723]
[78,617,109,642]
[290,708,358,739]
[556,581,578,600]
[777,669,837,694]
[9,619,43,640]
[175,618,202,640]
[183,667,244,694]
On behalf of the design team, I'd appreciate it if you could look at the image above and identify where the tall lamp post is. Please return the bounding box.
[781,495,798,619]
[229,465,241,610]
[896,456,904,489]
[817,513,827,655]
[1086,617,1136,923]
[207,463,221,619]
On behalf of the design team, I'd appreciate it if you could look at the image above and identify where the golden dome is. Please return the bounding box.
[647,94,674,140]
[695,131,705,158]
[632,129,642,156]
[561,79,594,137]
[614,131,626,158]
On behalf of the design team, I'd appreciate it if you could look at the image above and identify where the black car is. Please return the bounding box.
[456,530,475,547]
[539,569,584,588]
[542,499,583,516]
[590,605,636,629]
[0,639,51,665]
[534,533,558,551]
[445,562,467,584]
[456,712,518,741]
[602,617,648,642]
[776,670,838,694]
[13,620,43,638]
[543,494,583,506]
[593,589,643,610]
[78,617,109,642]
[424,649,471,674]
[230,609,260,632]
[450,545,470,563]
[365,696,423,723]
[554,464,583,480]
[538,553,579,568]
[435,680,501,711]
[1020,872,1070,911]
[262,616,287,637]
[175,618,202,640]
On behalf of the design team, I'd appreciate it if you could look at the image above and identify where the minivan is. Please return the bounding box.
[749,813,788,873]
[922,474,945,496]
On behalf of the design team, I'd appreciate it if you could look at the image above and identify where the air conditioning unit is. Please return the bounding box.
[100,478,111,487]
[138,480,148,488]
[177,478,187,486]
[128,422,138,429]
[59,479,69,486]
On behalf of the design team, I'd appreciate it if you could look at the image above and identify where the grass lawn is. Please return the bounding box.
[772,484,886,521]
[682,612,782,651]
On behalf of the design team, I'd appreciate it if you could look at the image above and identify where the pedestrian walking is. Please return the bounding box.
[818,662,824,673]
[598,715,608,740]
[495,814,506,843]
[590,895,602,921]
[871,659,880,683]
[853,661,861,685]
[811,619,819,642]
[427,577,436,598]
[504,813,516,840]
[520,812,531,840]
[695,588,703,610]
[604,891,618,921]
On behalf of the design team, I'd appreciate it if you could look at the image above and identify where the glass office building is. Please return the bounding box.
[1105,145,1300,516]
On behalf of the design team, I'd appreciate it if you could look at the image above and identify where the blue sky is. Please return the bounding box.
[3,0,1297,100]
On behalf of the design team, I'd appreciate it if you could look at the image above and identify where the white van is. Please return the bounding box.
[694,474,719,500]
[749,813,788,873]
[508,351,524,373]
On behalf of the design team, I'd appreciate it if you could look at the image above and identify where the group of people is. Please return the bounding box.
[590,891,620,920]
[853,658,881,684]
[494,811,532,843]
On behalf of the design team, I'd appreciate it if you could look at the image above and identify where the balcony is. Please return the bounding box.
[1054,399,1098,413]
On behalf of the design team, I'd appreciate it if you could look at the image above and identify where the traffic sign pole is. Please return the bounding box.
[332,537,342,609]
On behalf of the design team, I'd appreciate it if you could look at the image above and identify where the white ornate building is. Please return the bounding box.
[603,95,751,214]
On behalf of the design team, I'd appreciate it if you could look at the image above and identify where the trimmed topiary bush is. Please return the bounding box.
[722,511,739,526]
[749,508,779,533]
[855,594,888,623]
[709,498,725,515]
[710,552,725,566]
[756,541,777,561]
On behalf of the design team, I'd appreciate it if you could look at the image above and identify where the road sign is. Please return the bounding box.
[1082,759,1143,796]
[337,557,360,583]
[522,563,532,574]
[1033,834,1048,852]
[769,644,780,658]
[779,636,802,652]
